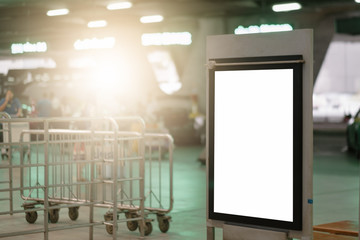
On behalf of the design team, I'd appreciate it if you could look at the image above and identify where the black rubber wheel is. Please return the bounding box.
[127,220,138,231]
[25,211,38,224]
[139,222,153,236]
[49,209,60,223]
[125,212,139,231]
[159,218,170,233]
[68,207,79,221]
[106,225,113,235]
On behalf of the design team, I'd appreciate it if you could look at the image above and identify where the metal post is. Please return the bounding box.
[111,118,119,240]
[149,141,152,208]
[8,121,13,215]
[158,142,161,207]
[89,120,95,240]
[139,121,146,237]
[44,120,49,240]
[169,135,174,213]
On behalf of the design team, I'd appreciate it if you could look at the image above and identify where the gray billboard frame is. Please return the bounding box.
[206,29,313,240]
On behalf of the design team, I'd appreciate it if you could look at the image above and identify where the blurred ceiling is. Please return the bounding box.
[0,0,359,52]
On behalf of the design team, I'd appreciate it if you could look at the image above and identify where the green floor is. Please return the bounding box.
[313,131,359,225]
[154,131,360,239]
[0,131,359,239]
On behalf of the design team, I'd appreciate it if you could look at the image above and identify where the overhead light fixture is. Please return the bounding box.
[47,8,69,16]
[107,2,132,10]
[88,20,107,28]
[272,2,302,12]
[140,15,164,24]
[234,24,293,34]
[74,37,116,50]
[142,32,192,46]
[355,0,360,3]
[11,42,47,54]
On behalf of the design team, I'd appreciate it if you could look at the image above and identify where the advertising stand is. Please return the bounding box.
[206,30,313,240]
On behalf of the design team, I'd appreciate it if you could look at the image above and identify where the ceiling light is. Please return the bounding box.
[234,24,293,34]
[142,32,192,46]
[11,42,47,54]
[47,8,69,16]
[355,0,360,3]
[88,20,107,28]
[272,2,302,12]
[74,37,116,50]
[140,15,164,24]
[107,2,132,10]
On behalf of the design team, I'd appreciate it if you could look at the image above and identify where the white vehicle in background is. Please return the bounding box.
[313,93,360,124]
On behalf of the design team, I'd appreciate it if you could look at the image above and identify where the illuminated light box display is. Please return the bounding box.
[208,55,303,231]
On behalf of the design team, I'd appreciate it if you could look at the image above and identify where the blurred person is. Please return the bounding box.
[60,96,73,117]
[27,97,38,118]
[51,93,62,117]
[35,93,51,139]
[36,93,52,117]
[50,93,65,129]
[0,89,22,117]
[0,89,22,154]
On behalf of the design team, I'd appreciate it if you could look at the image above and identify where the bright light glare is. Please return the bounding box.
[89,64,122,115]
[140,15,163,23]
[356,0,360,3]
[88,20,107,28]
[69,57,97,68]
[142,32,192,46]
[74,37,116,50]
[92,66,119,91]
[47,8,69,16]
[234,24,293,35]
[272,2,301,12]
[107,2,132,10]
[11,42,47,54]
[147,51,181,95]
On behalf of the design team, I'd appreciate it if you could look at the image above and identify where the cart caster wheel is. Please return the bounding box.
[139,222,152,236]
[159,218,170,233]
[106,225,113,235]
[68,207,79,221]
[49,209,60,223]
[127,220,138,231]
[125,212,138,231]
[25,211,38,224]
[104,211,119,235]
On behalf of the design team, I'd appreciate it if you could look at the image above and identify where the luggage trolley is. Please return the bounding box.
[0,117,62,239]
[20,117,148,239]
[143,133,174,233]
[0,113,31,220]
[19,127,103,225]
[95,120,151,237]
[0,112,13,217]
[99,131,174,236]
[0,117,148,240]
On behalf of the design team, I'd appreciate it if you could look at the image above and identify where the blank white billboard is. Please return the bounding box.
[213,69,294,222]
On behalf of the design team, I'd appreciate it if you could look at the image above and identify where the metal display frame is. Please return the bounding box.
[206,29,313,240]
